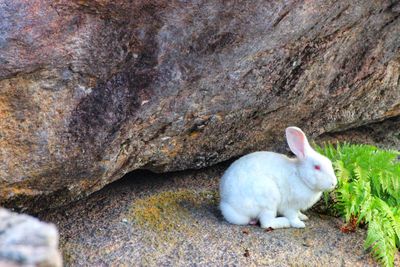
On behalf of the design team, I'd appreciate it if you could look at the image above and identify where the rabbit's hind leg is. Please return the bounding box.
[220,202,251,225]
[259,210,290,229]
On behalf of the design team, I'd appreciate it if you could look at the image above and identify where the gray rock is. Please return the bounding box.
[0,0,399,211]
[0,208,62,267]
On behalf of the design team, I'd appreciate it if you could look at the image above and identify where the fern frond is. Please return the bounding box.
[365,215,395,267]
[317,142,400,267]
[334,160,349,184]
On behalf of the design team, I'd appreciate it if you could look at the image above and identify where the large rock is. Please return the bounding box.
[0,208,62,267]
[0,0,399,211]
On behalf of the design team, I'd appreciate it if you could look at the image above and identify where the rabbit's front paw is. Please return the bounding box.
[289,218,306,228]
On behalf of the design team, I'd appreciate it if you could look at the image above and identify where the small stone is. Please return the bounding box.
[265,227,274,232]
[302,238,313,247]
[243,249,250,258]
[242,228,249,235]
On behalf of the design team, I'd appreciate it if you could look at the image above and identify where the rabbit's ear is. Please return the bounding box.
[285,127,310,160]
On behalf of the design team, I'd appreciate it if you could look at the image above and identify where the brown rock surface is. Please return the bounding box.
[38,164,400,266]
[1,0,399,210]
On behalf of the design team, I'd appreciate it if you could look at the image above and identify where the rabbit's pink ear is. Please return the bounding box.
[285,127,310,160]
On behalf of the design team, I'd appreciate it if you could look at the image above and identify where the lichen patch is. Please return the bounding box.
[129,189,219,235]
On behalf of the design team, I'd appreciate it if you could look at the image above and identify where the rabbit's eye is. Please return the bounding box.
[314,165,321,170]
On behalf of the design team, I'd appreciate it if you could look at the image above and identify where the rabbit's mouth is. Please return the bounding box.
[325,185,336,191]
[327,179,338,191]
[319,176,337,191]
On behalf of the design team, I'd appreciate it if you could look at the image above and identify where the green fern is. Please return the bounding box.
[316,143,400,267]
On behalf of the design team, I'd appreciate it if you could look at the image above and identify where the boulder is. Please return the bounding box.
[0,208,62,267]
[0,0,399,211]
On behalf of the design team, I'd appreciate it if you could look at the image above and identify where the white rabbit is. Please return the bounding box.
[219,126,337,229]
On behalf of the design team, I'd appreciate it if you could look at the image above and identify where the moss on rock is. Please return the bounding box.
[129,189,219,234]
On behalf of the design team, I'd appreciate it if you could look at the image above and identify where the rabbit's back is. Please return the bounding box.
[220,151,292,188]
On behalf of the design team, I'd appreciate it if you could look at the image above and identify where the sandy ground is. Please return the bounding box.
[39,162,397,266]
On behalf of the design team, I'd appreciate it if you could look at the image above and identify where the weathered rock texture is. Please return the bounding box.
[0,208,62,267]
[0,0,399,211]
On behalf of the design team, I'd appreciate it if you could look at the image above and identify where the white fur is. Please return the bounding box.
[219,127,337,229]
